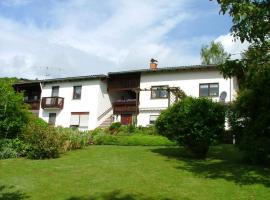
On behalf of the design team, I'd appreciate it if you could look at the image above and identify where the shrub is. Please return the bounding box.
[115,134,176,146]
[90,128,106,136]
[0,138,28,159]
[0,78,30,139]
[156,97,225,158]
[135,125,158,135]
[92,132,118,145]
[109,122,122,133]
[0,146,18,159]
[91,129,175,146]
[23,117,62,159]
[55,127,91,151]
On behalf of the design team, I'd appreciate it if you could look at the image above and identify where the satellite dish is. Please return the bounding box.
[219,91,227,103]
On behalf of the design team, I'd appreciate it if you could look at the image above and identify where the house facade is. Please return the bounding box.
[14,63,238,130]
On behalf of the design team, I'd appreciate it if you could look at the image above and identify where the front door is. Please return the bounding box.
[121,114,132,125]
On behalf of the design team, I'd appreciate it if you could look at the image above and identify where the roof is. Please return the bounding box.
[42,74,107,83]
[14,65,217,85]
[14,79,42,86]
[14,74,106,85]
[108,64,217,75]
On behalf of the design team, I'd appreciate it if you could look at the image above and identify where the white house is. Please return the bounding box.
[14,63,238,130]
[38,75,112,130]
[137,65,238,126]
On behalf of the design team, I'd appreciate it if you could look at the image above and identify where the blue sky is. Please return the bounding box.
[0,0,248,79]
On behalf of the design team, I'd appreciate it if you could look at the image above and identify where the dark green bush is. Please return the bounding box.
[0,79,30,139]
[23,117,62,159]
[156,97,225,158]
[109,122,122,133]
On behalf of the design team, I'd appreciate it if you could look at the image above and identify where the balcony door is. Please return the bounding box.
[51,86,59,97]
[121,114,132,125]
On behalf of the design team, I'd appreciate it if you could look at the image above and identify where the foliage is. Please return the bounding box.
[0,78,30,139]
[0,138,28,159]
[114,134,175,146]
[91,128,175,146]
[0,146,18,159]
[56,127,91,151]
[136,125,159,135]
[108,122,122,133]
[23,117,62,159]
[216,0,270,44]
[156,97,225,158]
[92,132,118,145]
[216,0,270,164]
[200,41,230,65]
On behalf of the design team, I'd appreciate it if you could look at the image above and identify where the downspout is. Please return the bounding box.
[39,82,43,116]
[229,78,232,102]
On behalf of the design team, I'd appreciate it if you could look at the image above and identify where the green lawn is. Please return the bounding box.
[0,145,270,200]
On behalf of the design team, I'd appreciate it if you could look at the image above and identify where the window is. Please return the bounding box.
[199,83,219,97]
[48,113,56,125]
[51,86,59,97]
[149,115,159,125]
[70,112,89,128]
[151,86,168,99]
[73,86,82,99]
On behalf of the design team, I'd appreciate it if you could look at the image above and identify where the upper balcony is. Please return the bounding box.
[41,97,64,109]
[113,99,138,114]
[107,73,140,92]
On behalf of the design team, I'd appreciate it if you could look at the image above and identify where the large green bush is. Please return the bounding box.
[156,97,225,158]
[0,78,30,139]
[23,117,62,159]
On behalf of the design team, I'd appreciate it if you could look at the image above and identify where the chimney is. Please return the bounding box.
[150,58,158,70]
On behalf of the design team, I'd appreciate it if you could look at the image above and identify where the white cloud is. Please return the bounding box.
[215,34,249,59]
[0,0,222,79]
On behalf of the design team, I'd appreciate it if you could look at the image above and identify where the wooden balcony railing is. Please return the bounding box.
[24,99,40,110]
[41,97,64,109]
[107,74,140,91]
[113,100,138,114]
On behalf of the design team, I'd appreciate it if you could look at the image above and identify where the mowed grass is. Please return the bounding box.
[0,145,270,200]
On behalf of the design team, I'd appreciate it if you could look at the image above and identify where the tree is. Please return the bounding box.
[155,97,225,158]
[216,0,270,164]
[0,78,30,139]
[216,0,270,44]
[200,41,230,65]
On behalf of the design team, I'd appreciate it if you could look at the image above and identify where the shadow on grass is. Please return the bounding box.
[0,185,29,200]
[151,145,270,187]
[67,190,178,200]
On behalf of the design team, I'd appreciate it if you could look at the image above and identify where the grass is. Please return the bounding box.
[0,145,270,200]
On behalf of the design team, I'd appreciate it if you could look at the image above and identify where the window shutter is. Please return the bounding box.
[79,114,89,127]
[70,114,79,125]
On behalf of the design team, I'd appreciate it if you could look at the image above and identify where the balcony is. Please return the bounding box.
[107,74,140,92]
[41,97,64,109]
[113,99,138,114]
[24,99,41,110]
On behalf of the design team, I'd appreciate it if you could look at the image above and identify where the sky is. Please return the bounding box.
[0,0,249,79]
